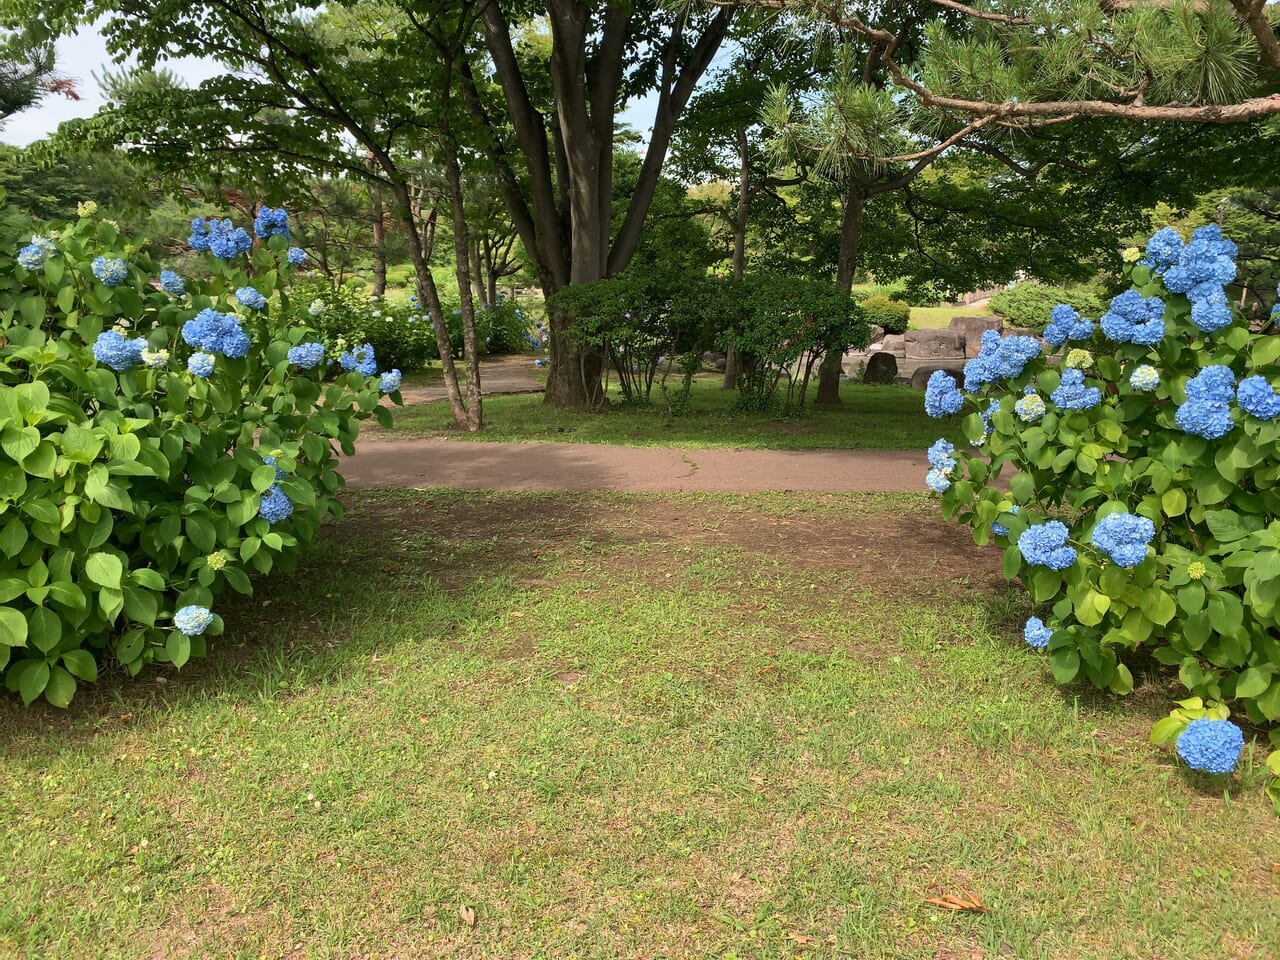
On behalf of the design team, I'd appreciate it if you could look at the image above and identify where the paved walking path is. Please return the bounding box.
[343,440,928,493]
[351,353,931,493]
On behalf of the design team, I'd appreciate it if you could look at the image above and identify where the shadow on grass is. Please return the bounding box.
[0,488,623,747]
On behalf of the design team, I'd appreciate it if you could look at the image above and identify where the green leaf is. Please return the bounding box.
[251,464,278,492]
[19,295,45,328]
[2,425,40,462]
[0,518,28,557]
[0,607,28,646]
[85,552,123,589]
[1150,716,1186,744]
[1141,589,1176,626]
[26,606,61,654]
[123,587,158,626]
[1109,663,1133,695]
[21,500,60,526]
[61,649,98,683]
[43,665,75,708]
[130,568,166,590]
[15,659,49,705]
[1010,472,1034,502]
[1050,647,1080,684]
[166,631,192,669]
[1002,545,1022,580]
[1236,667,1271,700]
[1161,488,1186,517]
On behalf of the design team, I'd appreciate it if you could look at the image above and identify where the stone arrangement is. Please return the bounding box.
[842,314,1046,386]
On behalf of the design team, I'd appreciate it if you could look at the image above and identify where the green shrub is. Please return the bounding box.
[0,195,396,706]
[990,282,1107,331]
[723,274,868,413]
[858,295,911,335]
[925,226,1280,809]
[554,271,714,404]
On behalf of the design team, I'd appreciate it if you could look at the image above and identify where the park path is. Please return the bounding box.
[343,440,928,493]
[351,353,931,493]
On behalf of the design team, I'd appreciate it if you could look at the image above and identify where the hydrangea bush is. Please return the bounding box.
[0,193,400,706]
[924,226,1280,810]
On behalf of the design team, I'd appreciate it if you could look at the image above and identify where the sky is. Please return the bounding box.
[1,25,668,149]
[1,27,224,147]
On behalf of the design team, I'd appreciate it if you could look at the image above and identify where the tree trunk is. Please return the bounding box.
[445,151,484,431]
[815,187,867,406]
[469,238,486,306]
[389,179,470,428]
[724,126,751,390]
[370,183,387,297]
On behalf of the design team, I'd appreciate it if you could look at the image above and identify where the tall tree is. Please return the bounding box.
[464,0,735,406]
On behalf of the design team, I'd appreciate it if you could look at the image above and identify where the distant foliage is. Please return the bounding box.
[858,295,911,334]
[990,283,1108,331]
[0,195,397,706]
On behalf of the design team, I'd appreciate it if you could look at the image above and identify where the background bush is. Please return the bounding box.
[989,282,1108,331]
[858,294,911,334]
[0,196,394,705]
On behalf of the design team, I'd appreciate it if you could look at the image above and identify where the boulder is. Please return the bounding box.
[949,315,1004,357]
[700,351,727,372]
[879,333,906,357]
[904,329,965,360]
[863,351,899,384]
[865,323,885,345]
[910,364,964,391]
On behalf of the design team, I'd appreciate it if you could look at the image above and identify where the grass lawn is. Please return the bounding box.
[378,375,970,451]
[2,489,1276,959]
[910,305,991,330]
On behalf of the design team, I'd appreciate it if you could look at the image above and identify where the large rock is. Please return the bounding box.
[701,351,727,372]
[910,364,964,391]
[878,333,906,357]
[949,315,1004,357]
[904,329,965,360]
[863,351,899,384]
[865,323,885,345]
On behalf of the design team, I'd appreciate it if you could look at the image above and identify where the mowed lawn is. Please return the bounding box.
[1,489,1275,959]
[375,376,971,451]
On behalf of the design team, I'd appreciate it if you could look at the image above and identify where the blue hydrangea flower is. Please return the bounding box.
[286,246,307,266]
[1162,224,1237,295]
[1043,304,1095,347]
[1175,717,1244,775]
[926,438,956,472]
[1176,399,1233,439]
[236,286,268,310]
[1018,520,1077,570]
[253,207,290,239]
[964,331,1042,391]
[92,256,128,287]
[924,369,964,417]
[288,342,326,369]
[188,352,216,378]
[1236,375,1280,420]
[159,270,186,296]
[1189,288,1233,333]
[258,484,294,524]
[1090,511,1155,568]
[189,217,252,259]
[174,605,214,637]
[971,398,998,446]
[992,504,1019,538]
[1185,365,1236,403]
[925,468,952,493]
[1023,616,1051,650]
[92,330,147,371]
[1015,390,1046,422]
[380,369,403,393]
[1130,365,1159,391]
[1050,369,1101,410]
[339,343,378,376]
[182,308,251,358]
[1141,226,1184,271]
[17,236,56,271]
[1100,290,1165,345]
